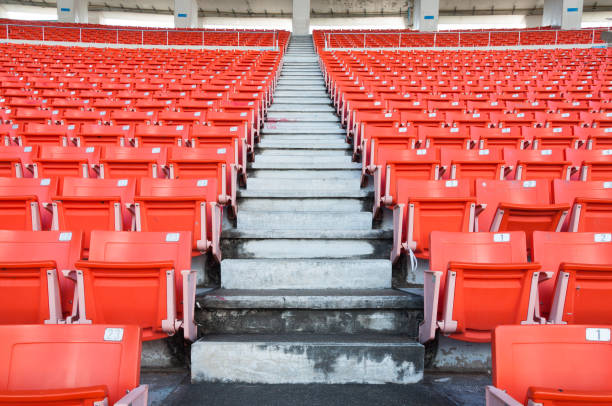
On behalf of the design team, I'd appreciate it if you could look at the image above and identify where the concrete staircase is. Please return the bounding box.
[191,35,424,384]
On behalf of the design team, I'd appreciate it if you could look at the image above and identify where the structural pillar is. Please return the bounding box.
[57,0,88,23]
[174,0,198,29]
[412,0,439,32]
[542,0,583,30]
[292,0,310,35]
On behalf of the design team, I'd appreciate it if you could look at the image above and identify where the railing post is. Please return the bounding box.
[555,30,558,45]
[42,26,45,41]
[518,31,521,46]
[399,32,402,48]
[592,29,595,44]
[237,31,240,47]
[363,33,366,49]
[488,31,491,47]
[166,30,169,46]
[5,24,8,41]
[458,31,461,47]
[79,28,82,42]
[141,30,144,45]
[116,29,119,44]
[433,32,437,48]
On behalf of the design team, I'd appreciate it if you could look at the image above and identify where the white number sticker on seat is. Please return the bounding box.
[165,233,180,242]
[502,128,511,133]
[586,328,610,342]
[152,147,161,153]
[594,234,611,243]
[523,180,536,188]
[59,232,72,241]
[104,327,124,342]
[197,180,208,187]
[493,233,510,242]
[445,180,458,187]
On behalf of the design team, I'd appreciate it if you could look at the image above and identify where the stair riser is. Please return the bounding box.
[197,309,422,336]
[191,341,424,384]
[238,197,369,212]
[249,169,359,180]
[237,211,372,230]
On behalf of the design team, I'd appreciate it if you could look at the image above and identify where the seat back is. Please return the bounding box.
[0,145,37,177]
[475,179,554,231]
[80,230,191,340]
[430,231,533,342]
[100,146,164,179]
[565,148,612,181]
[35,146,99,178]
[0,230,82,320]
[417,126,471,149]
[503,148,571,181]
[136,178,219,251]
[533,231,612,322]
[19,123,70,146]
[441,147,504,184]
[553,179,612,232]
[492,325,612,405]
[470,126,522,149]
[133,124,188,146]
[0,324,141,405]
[77,124,130,146]
[0,177,58,230]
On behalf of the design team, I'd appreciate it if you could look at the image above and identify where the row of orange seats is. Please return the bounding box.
[389,178,611,262]
[420,230,612,342]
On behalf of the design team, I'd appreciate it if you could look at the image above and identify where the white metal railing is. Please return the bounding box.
[0,23,280,49]
[323,28,605,50]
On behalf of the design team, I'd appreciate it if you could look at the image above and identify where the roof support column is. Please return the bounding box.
[543,0,583,29]
[413,0,439,32]
[292,0,310,35]
[57,0,88,23]
[174,0,198,28]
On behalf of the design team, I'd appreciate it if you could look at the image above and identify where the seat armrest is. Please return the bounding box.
[115,384,148,406]
[485,386,523,406]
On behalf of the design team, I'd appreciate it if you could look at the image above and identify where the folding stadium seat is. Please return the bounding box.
[581,112,612,128]
[157,110,205,126]
[33,145,99,178]
[345,100,386,129]
[401,111,446,128]
[135,178,222,260]
[361,126,417,184]
[99,146,165,179]
[0,176,58,231]
[73,230,196,341]
[440,147,506,187]
[532,231,612,325]
[536,111,582,128]
[417,126,472,149]
[564,148,612,181]
[420,231,541,343]
[553,179,612,232]
[134,98,174,111]
[11,108,60,125]
[445,112,490,128]
[92,98,132,112]
[0,144,37,177]
[465,101,506,115]
[391,179,475,262]
[506,101,548,114]
[522,126,579,149]
[0,229,82,322]
[75,124,131,147]
[352,112,399,153]
[132,123,189,147]
[575,127,612,149]
[109,110,156,126]
[53,177,136,254]
[486,325,612,406]
[60,109,106,126]
[475,179,570,249]
[503,148,572,181]
[167,146,236,215]
[0,324,148,405]
[16,123,73,146]
[372,147,441,217]
[490,112,536,128]
[190,124,247,183]
[428,100,466,114]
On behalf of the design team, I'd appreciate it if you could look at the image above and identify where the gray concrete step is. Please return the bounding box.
[246,177,360,192]
[274,90,329,98]
[220,258,391,289]
[197,289,422,336]
[268,104,334,113]
[237,210,371,231]
[262,124,345,134]
[237,195,366,212]
[257,139,347,149]
[272,97,332,105]
[256,148,347,157]
[191,334,423,384]
[253,154,353,165]
[220,237,390,260]
[259,134,345,142]
[266,112,339,122]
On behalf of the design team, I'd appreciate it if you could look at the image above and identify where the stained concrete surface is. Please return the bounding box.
[142,370,490,405]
